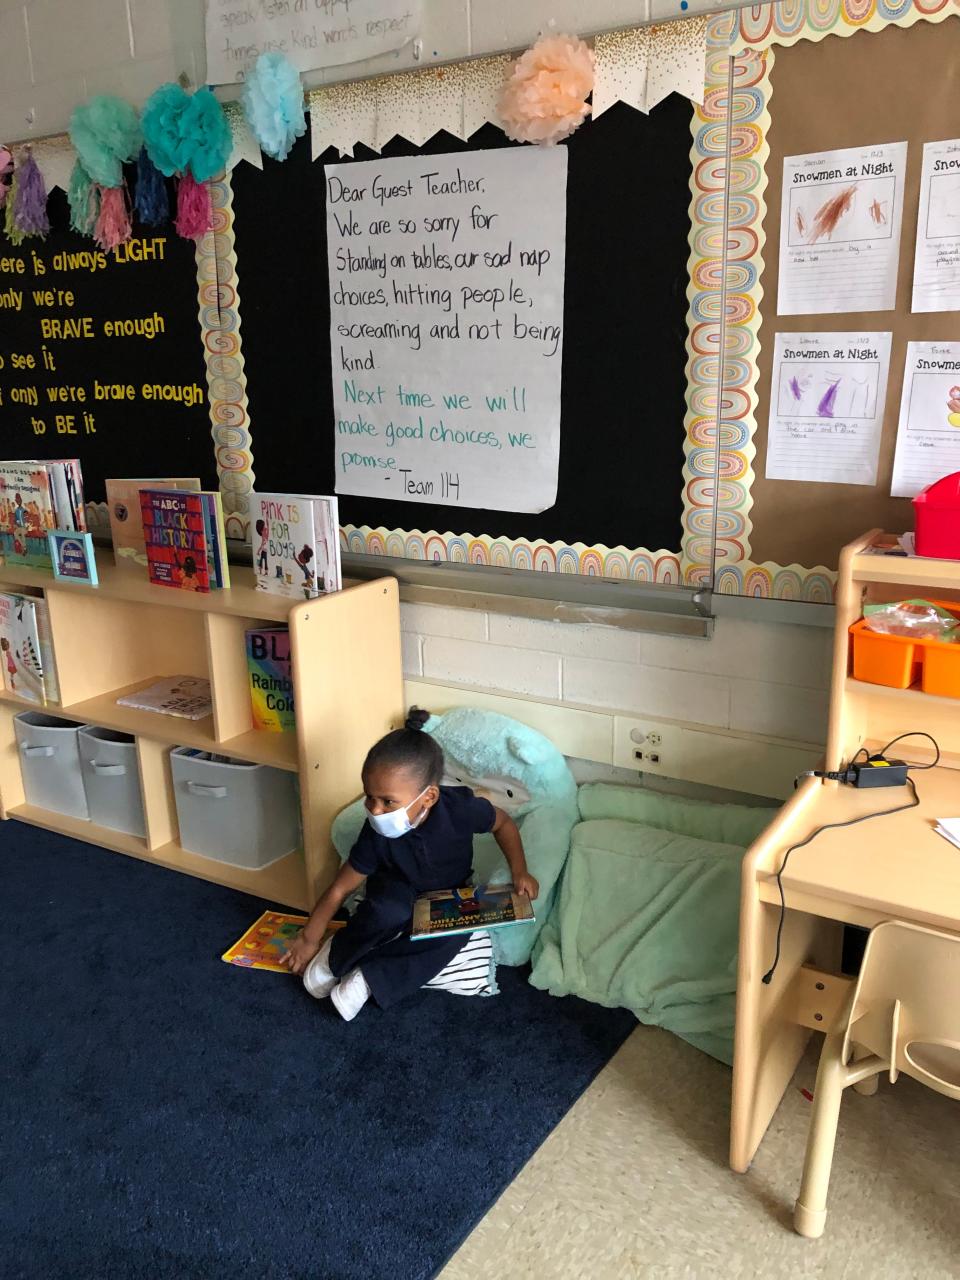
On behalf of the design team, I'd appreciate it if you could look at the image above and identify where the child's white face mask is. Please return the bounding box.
[367,787,430,839]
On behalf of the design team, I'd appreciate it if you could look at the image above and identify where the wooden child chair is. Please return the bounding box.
[794,919,960,1239]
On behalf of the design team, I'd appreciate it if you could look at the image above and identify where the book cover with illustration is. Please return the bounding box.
[252,492,341,600]
[410,884,535,941]
[116,676,212,720]
[139,488,210,592]
[0,592,47,704]
[107,478,201,575]
[0,463,57,568]
[222,911,345,972]
[246,627,295,733]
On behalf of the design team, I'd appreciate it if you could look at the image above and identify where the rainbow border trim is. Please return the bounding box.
[196,175,255,542]
[340,525,684,580]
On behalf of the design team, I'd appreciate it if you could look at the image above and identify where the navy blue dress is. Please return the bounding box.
[328,787,496,1008]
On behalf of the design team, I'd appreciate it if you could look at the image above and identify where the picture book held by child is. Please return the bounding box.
[281,709,539,1021]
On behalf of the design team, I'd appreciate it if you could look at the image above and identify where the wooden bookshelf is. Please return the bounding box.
[0,562,404,909]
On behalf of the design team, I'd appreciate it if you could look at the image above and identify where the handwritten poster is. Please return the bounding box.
[778,142,907,316]
[766,332,892,485]
[891,341,960,497]
[912,139,960,313]
[205,0,422,84]
[325,148,567,513]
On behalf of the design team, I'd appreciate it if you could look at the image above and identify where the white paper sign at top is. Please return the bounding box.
[205,0,423,84]
[766,332,892,486]
[912,139,960,313]
[325,148,568,514]
[891,341,960,498]
[778,142,907,316]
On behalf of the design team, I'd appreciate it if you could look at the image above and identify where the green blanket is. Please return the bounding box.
[529,786,776,1065]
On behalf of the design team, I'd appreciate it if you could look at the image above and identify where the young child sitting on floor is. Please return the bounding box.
[282,708,539,1021]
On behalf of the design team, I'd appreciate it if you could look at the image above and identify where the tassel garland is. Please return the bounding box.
[4,172,23,245]
[175,172,212,240]
[134,146,169,226]
[12,151,50,238]
[68,159,99,235]
[0,148,13,208]
[94,184,132,251]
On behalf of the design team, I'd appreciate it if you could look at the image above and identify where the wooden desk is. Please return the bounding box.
[732,768,960,1171]
[731,530,960,1173]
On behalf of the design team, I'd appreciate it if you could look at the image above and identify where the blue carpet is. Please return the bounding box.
[1,825,636,1280]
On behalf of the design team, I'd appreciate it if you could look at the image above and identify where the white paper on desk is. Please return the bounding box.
[935,820,960,851]
[766,331,892,484]
[912,140,960,313]
[778,142,907,315]
[891,341,960,497]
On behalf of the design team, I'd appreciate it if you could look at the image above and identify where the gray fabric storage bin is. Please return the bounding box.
[14,712,89,819]
[170,748,300,868]
[79,726,146,838]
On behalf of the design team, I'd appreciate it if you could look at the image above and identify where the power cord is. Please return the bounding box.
[761,731,940,985]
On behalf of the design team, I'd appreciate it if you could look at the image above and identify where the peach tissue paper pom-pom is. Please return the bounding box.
[497,33,595,146]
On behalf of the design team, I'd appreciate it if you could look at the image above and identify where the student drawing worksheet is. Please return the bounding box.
[891,341,960,497]
[766,332,892,485]
[912,139,960,313]
[778,142,907,315]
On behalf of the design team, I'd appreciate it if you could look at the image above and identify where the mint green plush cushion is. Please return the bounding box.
[529,786,777,1064]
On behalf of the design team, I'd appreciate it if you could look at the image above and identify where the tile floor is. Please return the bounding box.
[439,1025,960,1279]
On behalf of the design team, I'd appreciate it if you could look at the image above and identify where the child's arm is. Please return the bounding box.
[490,807,539,899]
[282,862,367,974]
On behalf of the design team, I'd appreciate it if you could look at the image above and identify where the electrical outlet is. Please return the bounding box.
[621,720,670,773]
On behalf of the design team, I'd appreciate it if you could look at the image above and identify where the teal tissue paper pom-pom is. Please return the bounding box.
[142,82,192,177]
[180,88,232,182]
[242,52,306,162]
[69,95,142,188]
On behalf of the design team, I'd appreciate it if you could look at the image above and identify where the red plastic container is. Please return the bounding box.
[913,471,960,559]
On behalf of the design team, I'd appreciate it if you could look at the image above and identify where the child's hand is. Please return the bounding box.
[282,932,320,975]
[514,872,540,900]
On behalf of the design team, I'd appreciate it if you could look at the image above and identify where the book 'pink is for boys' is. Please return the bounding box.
[252,492,341,600]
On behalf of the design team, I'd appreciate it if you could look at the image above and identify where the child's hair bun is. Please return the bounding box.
[405,707,430,732]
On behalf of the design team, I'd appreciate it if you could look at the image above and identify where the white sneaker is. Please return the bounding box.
[330,968,371,1021]
[302,937,336,999]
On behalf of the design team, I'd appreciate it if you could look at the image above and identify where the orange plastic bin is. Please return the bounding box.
[850,601,960,696]
[849,619,922,689]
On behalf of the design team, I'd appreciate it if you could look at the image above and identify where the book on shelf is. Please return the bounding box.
[246,627,295,733]
[410,884,536,942]
[139,488,211,592]
[116,676,213,720]
[201,490,231,590]
[0,462,57,568]
[106,478,201,575]
[252,492,341,600]
[222,911,346,972]
[0,460,87,570]
[0,591,58,704]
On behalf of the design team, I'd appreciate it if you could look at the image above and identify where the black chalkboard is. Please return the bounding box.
[230,97,693,553]
[0,184,215,503]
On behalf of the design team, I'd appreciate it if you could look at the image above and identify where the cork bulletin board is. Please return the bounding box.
[708,1,960,599]
[749,19,960,571]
